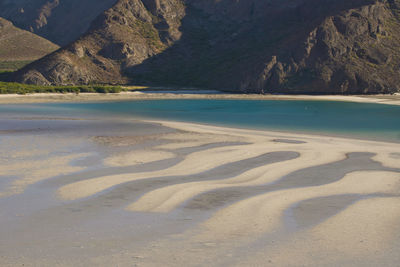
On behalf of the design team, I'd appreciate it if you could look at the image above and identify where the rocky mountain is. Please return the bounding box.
[0,0,117,46]
[0,17,58,62]
[11,0,400,94]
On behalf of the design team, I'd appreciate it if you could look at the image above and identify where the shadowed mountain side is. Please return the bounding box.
[0,0,118,46]
[128,0,400,94]
[11,0,400,94]
[0,17,58,62]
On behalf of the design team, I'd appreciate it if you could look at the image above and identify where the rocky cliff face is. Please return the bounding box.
[12,0,185,85]
[12,0,400,94]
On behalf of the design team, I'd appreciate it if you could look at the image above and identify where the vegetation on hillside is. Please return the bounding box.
[0,61,32,82]
[0,61,33,72]
[0,81,125,94]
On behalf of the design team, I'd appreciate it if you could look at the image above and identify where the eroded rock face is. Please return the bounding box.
[237,0,400,94]
[11,0,400,93]
[13,0,185,85]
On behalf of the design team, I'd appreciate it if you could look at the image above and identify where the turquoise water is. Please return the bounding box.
[1,99,400,142]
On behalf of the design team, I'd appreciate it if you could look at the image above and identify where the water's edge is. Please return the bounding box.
[1,99,399,143]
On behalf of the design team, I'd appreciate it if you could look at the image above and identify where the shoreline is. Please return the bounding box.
[146,119,400,145]
[0,91,399,105]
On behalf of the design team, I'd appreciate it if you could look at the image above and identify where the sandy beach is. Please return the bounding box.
[0,110,400,266]
[0,91,400,105]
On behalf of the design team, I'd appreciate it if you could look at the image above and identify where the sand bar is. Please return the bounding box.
[0,91,399,105]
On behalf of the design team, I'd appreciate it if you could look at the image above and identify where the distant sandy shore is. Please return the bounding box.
[1,112,400,266]
[0,91,400,105]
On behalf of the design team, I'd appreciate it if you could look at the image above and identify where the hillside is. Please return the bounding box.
[11,0,400,94]
[0,0,117,46]
[0,17,58,71]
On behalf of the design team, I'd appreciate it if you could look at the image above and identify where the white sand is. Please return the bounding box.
[126,148,345,213]
[373,152,400,168]
[231,197,400,266]
[1,118,400,266]
[0,91,400,105]
[197,171,399,241]
[58,143,281,200]
[0,135,90,198]
[103,150,175,167]
[122,122,400,266]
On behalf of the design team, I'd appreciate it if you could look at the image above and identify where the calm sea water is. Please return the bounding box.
[1,99,400,142]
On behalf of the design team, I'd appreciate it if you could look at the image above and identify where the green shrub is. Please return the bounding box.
[0,82,125,95]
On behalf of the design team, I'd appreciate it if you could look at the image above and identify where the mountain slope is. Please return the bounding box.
[0,17,59,62]
[12,0,400,94]
[0,0,118,46]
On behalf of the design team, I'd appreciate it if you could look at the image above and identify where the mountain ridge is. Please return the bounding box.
[10,0,400,94]
[0,0,118,46]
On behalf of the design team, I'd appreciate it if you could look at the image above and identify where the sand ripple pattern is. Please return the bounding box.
[2,120,400,266]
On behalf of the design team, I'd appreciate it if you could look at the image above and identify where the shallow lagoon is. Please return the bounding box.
[1,99,400,142]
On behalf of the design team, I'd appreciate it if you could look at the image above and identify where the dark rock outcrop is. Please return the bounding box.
[11,0,400,94]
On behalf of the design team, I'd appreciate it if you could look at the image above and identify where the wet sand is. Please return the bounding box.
[0,91,399,105]
[0,115,400,266]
